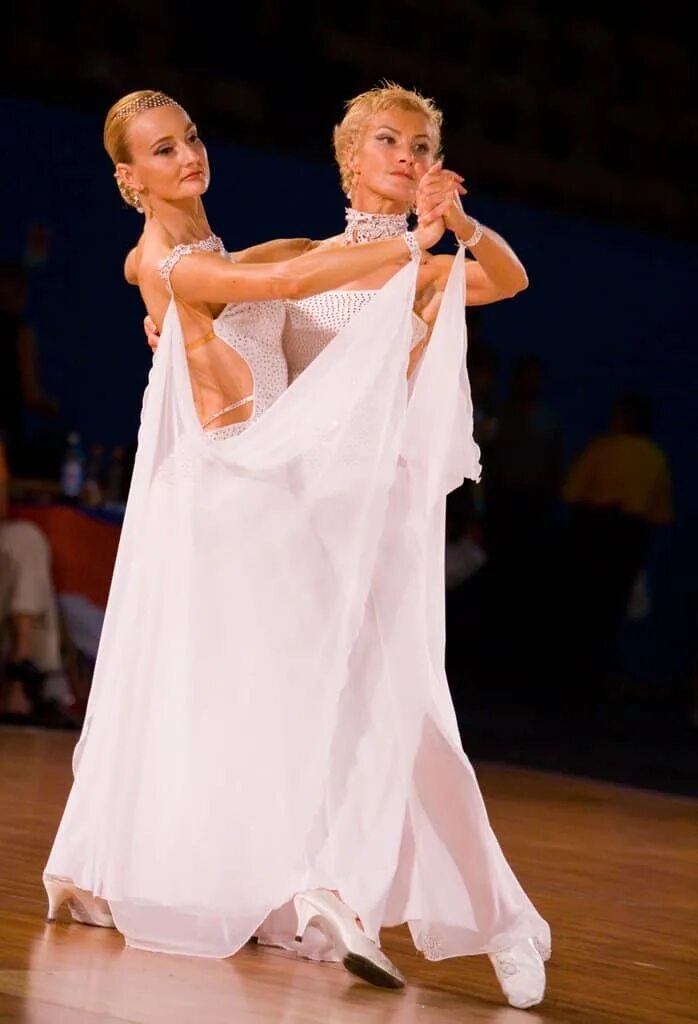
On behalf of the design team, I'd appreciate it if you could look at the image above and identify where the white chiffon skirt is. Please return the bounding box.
[45,253,551,964]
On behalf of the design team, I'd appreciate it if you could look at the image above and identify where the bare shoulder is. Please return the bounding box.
[127,231,173,312]
[135,231,176,282]
[124,235,144,285]
[124,226,173,279]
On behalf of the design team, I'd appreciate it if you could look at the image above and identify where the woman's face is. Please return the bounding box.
[116,105,210,208]
[349,107,438,205]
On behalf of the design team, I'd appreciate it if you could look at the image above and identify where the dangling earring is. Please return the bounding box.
[137,187,153,217]
[114,173,144,214]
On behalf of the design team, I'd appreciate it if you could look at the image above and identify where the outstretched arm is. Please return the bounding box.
[232,238,319,263]
[126,236,316,287]
[165,216,446,306]
[140,237,341,350]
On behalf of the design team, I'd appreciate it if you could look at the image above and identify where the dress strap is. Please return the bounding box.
[158,234,226,293]
[185,328,217,353]
[202,395,254,429]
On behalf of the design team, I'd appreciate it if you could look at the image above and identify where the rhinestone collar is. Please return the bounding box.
[343,207,409,245]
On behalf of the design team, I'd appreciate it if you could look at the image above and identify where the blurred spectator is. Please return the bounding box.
[467,355,563,693]
[0,438,75,726]
[484,354,564,560]
[444,502,488,681]
[445,495,487,593]
[0,260,59,476]
[470,339,501,455]
[443,337,499,684]
[445,340,500,560]
[557,392,673,725]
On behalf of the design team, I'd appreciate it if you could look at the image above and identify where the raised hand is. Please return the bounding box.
[413,190,456,252]
[416,161,467,231]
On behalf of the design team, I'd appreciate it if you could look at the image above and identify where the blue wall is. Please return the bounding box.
[4,96,697,685]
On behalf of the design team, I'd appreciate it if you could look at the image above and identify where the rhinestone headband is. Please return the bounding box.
[113,92,182,121]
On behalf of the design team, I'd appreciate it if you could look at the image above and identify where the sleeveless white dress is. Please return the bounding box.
[44,229,550,969]
[256,227,550,966]
[284,289,427,384]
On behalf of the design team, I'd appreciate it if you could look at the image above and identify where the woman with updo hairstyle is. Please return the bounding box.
[44,87,549,1011]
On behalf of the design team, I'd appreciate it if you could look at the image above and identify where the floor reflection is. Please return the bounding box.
[17,923,546,1024]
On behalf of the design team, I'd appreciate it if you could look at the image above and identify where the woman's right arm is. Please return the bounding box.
[168,221,444,306]
[232,238,318,263]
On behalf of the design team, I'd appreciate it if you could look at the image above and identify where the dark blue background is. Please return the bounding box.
[4,96,697,690]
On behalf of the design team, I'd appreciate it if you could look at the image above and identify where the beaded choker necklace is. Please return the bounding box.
[343,208,409,245]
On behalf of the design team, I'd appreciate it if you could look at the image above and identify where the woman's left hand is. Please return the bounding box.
[416,163,466,225]
[144,316,160,352]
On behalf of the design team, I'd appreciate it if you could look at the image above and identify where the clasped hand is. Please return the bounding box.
[415,160,469,236]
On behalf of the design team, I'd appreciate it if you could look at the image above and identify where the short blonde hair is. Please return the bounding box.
[333,82,444,195]
[103,90,183,209]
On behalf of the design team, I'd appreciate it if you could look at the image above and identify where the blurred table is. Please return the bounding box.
[9,502,122,609]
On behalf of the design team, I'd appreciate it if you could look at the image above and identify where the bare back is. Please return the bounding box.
[135,229,275,434]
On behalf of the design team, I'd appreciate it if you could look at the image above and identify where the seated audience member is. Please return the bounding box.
[0,260,59,477]
[558,392,673,722]
[0,438,70,724]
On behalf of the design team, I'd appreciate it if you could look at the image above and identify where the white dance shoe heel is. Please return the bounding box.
[44,877,115,928]
[293,889,405,989]
[488,937,546,1009]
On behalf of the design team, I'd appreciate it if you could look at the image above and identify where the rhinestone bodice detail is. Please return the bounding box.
[284,292,428,384]
[207,300,288,438]
[284,290,377,384]
[157,235,288,440]
[284,209,425,383]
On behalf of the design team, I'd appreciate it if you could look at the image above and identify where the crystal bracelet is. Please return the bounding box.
[402,231,422,263]
[457,219,483,248]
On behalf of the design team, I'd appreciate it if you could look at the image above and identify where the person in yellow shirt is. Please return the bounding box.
[563,394,672,526]
[558,393,673,727]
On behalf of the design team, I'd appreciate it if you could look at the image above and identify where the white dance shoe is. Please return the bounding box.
[488,938,546,1009]
[293,889,405,989]
[44,877,115,928]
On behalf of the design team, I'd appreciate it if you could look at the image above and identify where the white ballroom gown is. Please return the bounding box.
[44,232,551,967]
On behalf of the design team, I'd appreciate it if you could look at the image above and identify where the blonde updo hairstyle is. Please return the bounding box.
[333,82,444,197]
[104,90,183,212]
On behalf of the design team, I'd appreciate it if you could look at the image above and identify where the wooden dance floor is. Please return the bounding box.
[0,727,695,1023]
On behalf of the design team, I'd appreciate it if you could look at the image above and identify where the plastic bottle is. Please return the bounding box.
[59,432,85,505]
[104,445,126,510]
[82,443,105,507]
